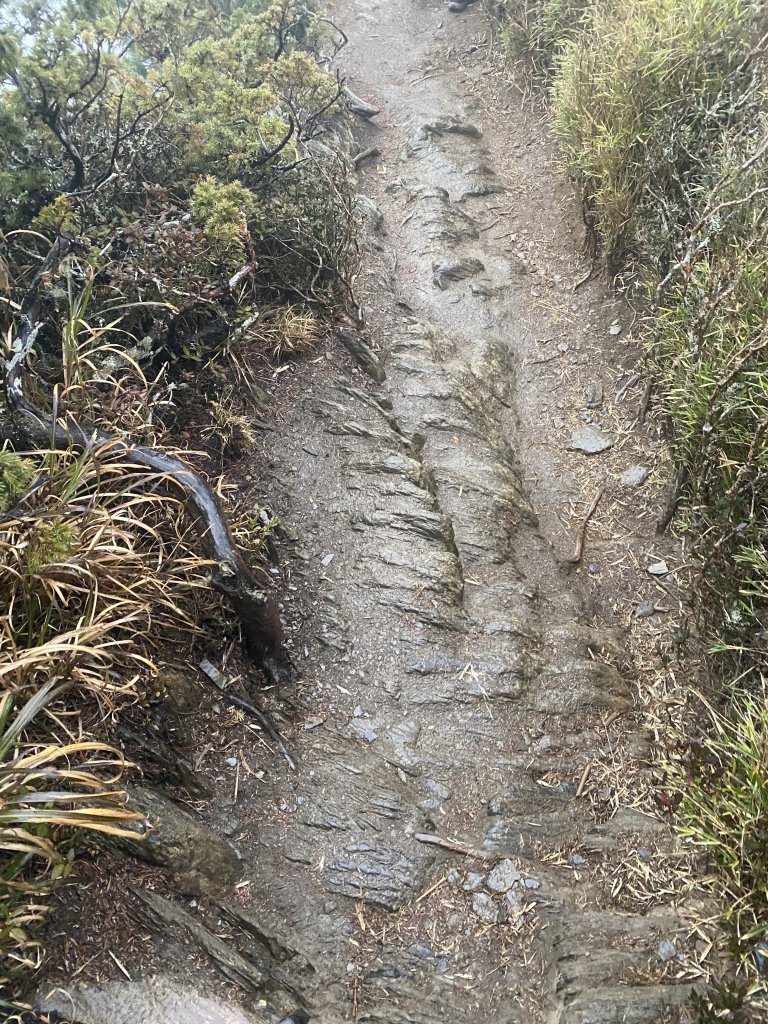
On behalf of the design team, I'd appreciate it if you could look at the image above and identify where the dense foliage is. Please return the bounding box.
[493,0,768,674]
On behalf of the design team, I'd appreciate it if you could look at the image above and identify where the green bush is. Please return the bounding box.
[551,0,764,274]
[678,687,768,944]
[653,141,768,655]
[493,0,595,81]
[488,0,768,994]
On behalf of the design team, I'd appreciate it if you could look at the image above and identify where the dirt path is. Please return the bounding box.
[37,3,696,1024]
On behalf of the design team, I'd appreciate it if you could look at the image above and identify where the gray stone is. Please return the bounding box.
[567,426,612,455]
[585,382,604,408]
[38,976,256,1024]
[505,889,523,915]
[487,859,523,893]
[326,841,421,911]
[636,600,656,619]
[338,329,386,383]
[432,256,485,290]
[425,778,452,801]
[463,871,484,892]
[620,465,650,488]
[472,892,499,924]
[657,939,677,962]
[350,717,378,743]
[120,787,243,896]
[354,193,384,232]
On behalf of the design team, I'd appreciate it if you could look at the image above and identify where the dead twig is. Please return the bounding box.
[413,832,495,861]
[352,146,380,168]
[526,350,563,366]
[572,261,597,292]
[566,485,605,564]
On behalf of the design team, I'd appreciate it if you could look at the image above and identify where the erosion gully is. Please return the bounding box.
[35,1,694,1023]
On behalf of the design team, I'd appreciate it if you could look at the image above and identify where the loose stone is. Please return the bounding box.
[585,381,604,408]
[487,859,522,893]
[472,892,499,924]
[620,465,650,487]
[463,872,485,892]
[567,425,612,454]
[657,940,677,962]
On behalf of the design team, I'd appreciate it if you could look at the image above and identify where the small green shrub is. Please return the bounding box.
[678,687,768,943]
[0,453,35,512]
[494,0,595,80]
[551,0,763,274]
[487,0,768,1001]
[652,143,768,653]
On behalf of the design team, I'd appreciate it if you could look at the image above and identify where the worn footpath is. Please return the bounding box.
[36,1,698,1023]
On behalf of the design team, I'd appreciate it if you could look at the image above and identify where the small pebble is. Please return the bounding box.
[585,381,604,408]
[463,872,484,892]
[657,939,677,962]
[620,465,650,488]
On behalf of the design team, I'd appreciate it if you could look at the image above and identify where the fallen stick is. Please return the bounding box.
[572,262,597,292]
[344,86,379,119]
[566,485,605,565]
[615,371,640,403]
[200,658,297,771]
[525,351,562,366]
[413,832,495,861]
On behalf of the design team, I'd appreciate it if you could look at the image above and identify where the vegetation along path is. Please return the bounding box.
[32,1,700,1022]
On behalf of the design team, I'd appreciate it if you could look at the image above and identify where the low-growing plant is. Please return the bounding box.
[652,132,768,660]
[0,682,141,990]
[492,0,595,81]
[0,444,222,713]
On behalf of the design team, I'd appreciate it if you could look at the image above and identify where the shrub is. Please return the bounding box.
[0,683,141,991]
[493,0,595,81]
[487,0,768,1002]
[551,0,764,274]
[677,686,768,944]
[652,138,768,658]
